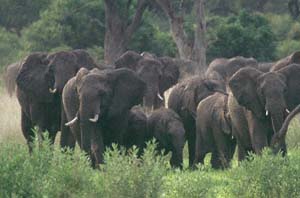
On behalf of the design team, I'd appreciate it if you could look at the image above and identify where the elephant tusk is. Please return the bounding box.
[89,114,99,122]
[265,110,269,116]
[65,116,78,126]
[157,93,164,101]
[286,109,290,114]
[49,88,57,94]
[140,52,145,56]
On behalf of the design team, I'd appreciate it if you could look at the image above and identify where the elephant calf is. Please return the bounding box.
[147,107,185,168]
[194,93,236,169]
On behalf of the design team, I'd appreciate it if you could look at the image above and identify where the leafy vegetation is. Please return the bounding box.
[1,130,300,198]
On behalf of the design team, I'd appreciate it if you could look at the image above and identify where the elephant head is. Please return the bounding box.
[271,51,300,71]
[67,68,146,163]
[206,56,258,83]
[229,65,300,150]
[16,50,96,102]
[115,51,180,109]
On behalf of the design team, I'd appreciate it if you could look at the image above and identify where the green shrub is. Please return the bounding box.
[229,149,300,198]
[100,141,169,198]
[276,39,300,58]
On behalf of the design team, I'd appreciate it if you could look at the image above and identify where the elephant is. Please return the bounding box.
[228,64,300,161]
[257,62,274,73]
[114,50,179,109]
[193,92,236,169]
[168,76,226,166]
[123,106,148,155]
[271,51,300,71]
[3,61,23,96]
[62,68,146,167]
[206,56,258,84]
[15,50,98,151]
[147,107,185,168]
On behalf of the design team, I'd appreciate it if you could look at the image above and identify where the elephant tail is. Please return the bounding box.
[3,61,22,97]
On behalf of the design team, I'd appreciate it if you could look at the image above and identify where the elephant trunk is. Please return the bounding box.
[144,83,159,109]
[80,123,92,154]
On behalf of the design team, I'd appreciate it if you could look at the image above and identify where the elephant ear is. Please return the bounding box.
[114,50,142,71]
[277,64,300,108]
[159,57,180,92]
[106,68,146,118]
[16,52,53,102]
[75,68,90,91]
[228,67,263,108]
[71,49,98,69]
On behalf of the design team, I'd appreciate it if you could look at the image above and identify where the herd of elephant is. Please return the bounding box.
[4,49,300,169]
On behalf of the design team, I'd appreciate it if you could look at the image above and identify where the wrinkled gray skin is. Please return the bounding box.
[168,76,226,167]
[194,93,236,169]
[16,50,98,151]
[62,68,146,167]
[147,107,185,168]
[257,62,274,73]
[3,61,23,96]
[115,50,179,109]
[228,64,300,161]
[206,56,258,84]
[271,51,300,71]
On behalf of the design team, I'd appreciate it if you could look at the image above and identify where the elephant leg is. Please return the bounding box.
[193,129,206,167]
[60,110,76,150]
[237,142,247,162]
[21,110,34,152]
[211,152,223,169]
[187,133,196,167]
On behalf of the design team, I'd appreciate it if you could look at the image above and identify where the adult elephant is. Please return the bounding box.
[3,61,23,96]
[194,93,236,169]
[62,68,146,167]
[168,76,226,166]
[206,56,258,83]
[228,64,300,161]
[271,51,300,71]
[16,50,98,150]
[115,50,179,109]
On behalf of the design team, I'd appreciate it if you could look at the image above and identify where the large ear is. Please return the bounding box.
[75,68,90,90]
[228,67,263,108]
[277,64,300,108]
[114,51,142,71]
[16,52,53,102]
[71,49,98,69]
[106,68,146,118]
[159,57,180,92]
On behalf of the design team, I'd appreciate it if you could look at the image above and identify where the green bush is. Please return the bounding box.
[100,141,169,198]
[207,11,277,62]
[229,149,300,198]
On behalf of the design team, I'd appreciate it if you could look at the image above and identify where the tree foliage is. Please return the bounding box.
[207,11,277,61]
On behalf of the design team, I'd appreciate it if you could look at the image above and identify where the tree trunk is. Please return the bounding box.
[104,0,147,64]
[155,0,207,74]
[192,0,207,73]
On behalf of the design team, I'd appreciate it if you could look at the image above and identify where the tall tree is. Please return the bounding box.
[155,0,207,73]
[104,0,148,64]
[289,0,300,19]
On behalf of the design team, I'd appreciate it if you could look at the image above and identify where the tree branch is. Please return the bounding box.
[125,0,148,38]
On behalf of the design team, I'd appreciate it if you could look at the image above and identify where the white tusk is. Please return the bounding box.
[157,93,164,101]
[140,52,145,56]
[265,110,269,116]
[286,109,290,114]
[49,88,57,93]
[65,117,78,126]
[89,114,99,122]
